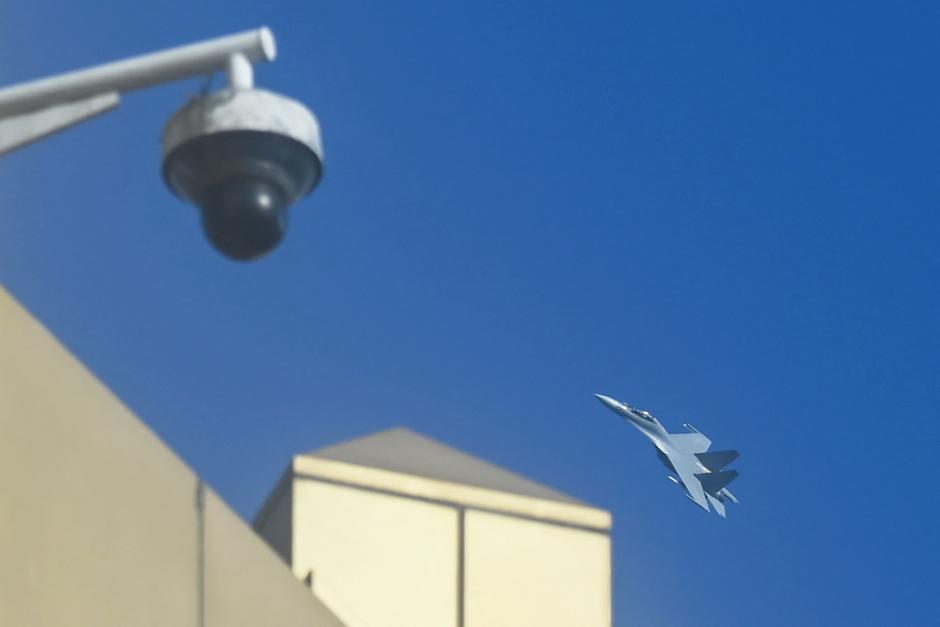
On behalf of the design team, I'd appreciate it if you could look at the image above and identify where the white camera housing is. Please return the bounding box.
[163,87,323,260]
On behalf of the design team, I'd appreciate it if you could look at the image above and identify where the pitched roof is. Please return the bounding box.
[303,427,583,505]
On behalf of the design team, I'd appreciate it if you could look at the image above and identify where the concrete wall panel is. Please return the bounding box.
[293,479,458,627]
[0,286,199,627]
[0,286,346,627]
[205,488,344,627]
[464,510,611,627]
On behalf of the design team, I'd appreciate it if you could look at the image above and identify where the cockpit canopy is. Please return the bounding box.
[628,406,657,424]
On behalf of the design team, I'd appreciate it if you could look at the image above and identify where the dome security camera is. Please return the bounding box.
[163,87,323,260]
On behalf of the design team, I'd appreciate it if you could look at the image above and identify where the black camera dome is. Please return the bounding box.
[200,175,288,260]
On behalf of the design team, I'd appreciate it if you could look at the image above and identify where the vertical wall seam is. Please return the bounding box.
[287,471,294,567]
[196,479,206,627]
[457,506,465,627]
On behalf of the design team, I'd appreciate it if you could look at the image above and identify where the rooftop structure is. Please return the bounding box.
[256,428,613,627]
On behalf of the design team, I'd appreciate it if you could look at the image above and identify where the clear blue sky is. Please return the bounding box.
[2,2,938,625]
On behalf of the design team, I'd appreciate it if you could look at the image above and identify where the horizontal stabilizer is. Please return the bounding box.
[695,469,739,495]
[695,450,739,472]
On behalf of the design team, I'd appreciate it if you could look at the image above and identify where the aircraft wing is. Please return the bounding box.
[669,432,711,454]
[668,452,710,511]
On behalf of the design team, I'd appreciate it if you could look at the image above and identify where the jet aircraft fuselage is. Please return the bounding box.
[595,393,740,517]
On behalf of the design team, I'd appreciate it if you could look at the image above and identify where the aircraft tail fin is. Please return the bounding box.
[695,469,739,495]
[695,449,739,472]
[706,493,727,518]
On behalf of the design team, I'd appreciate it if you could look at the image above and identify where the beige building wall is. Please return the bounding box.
[464,510,611,627]
[293,480,459,627]
[256,429,613,627]
[0,285,345,627]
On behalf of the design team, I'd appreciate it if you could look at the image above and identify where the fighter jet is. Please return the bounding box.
[595,393,740,517]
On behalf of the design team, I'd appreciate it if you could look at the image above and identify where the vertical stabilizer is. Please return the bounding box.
[706,494,726,518]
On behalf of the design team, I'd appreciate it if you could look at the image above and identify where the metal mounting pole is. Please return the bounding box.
[0,27,276,156]
[226,53,254,90]
[0,27,275,118]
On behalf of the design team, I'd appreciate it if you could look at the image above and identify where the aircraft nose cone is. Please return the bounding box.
[595,394,618,409]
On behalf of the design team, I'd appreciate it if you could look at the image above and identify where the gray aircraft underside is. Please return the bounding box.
[595,394,740,517]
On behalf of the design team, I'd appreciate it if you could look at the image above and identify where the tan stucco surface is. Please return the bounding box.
[293,479,459,627]
[0,285,344,627]
[257,431,613,627]
[309,427,586,505]
[205,488,346,627]
[464,510,612,627]
[293,453,611,530]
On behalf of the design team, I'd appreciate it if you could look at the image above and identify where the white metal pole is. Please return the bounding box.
[0,27,276,118]
[226,53,255,90]
[0,92,119,156]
